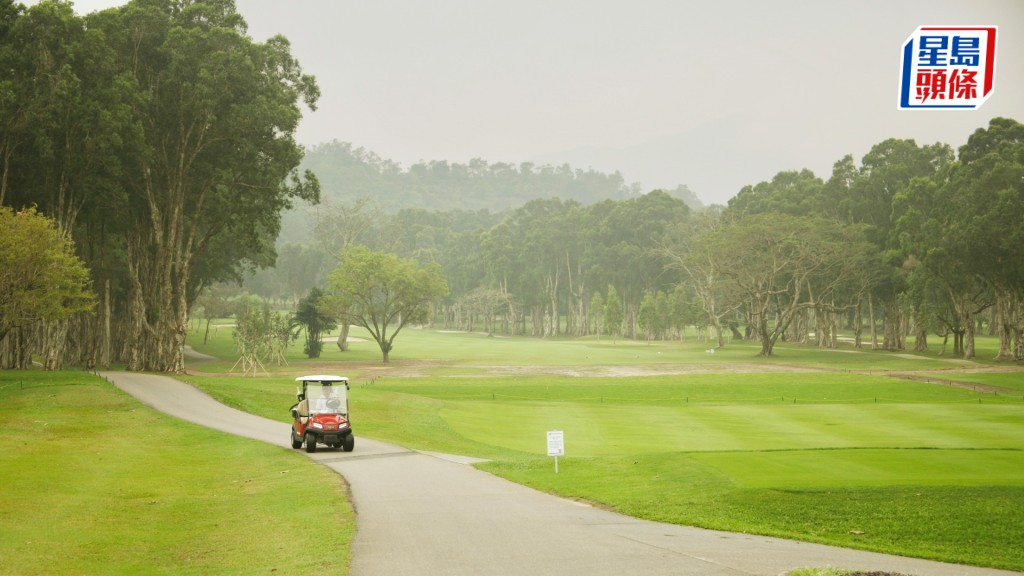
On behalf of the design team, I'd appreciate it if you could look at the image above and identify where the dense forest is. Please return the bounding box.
[1,0,1022,372]
[251,121,1024,361]
[0,0,318,371]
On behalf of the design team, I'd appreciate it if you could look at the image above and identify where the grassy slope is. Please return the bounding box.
[0,371,354,576]
[186,326,1024,570]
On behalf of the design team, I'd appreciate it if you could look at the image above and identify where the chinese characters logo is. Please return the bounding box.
[899,26,997,109]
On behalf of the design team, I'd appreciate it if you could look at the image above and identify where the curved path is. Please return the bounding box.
[103,371,1019,576]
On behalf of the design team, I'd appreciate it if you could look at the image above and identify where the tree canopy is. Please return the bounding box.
[327,246,448,362]
[0,0,318,372]
[1,1,1020,367]
[0,206,94,365]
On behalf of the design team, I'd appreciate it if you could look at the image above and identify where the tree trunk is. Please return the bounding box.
[853,299,863,348]
[706,298,725,349]
[101,280,111,369]
[882,297,903,351]
[42,320,69,370]
[913,321,929,352]
[868,293,878,350]
[994,289,1019,361]
[963,309,976,360]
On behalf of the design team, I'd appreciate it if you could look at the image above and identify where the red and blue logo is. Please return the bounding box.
[899,26,997,110]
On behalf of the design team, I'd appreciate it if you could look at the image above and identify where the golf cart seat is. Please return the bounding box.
[296,398,309,422]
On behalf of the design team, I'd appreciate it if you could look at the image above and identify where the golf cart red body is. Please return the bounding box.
[290,375,354,453]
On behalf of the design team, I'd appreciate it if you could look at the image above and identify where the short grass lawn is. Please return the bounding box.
[0,371,354,576]
[183,329,1024,571]
[368,374,1023,570]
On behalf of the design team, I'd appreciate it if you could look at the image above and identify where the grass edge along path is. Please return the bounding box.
[0,371,354,576]
[189,369,1024,571]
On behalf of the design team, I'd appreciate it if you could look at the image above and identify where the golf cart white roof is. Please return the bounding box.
[296,375,349,383]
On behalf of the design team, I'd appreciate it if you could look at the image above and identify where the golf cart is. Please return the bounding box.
[290,375,354,453]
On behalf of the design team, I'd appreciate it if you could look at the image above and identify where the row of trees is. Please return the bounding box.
[247,119,1023,361]
[0,0,318,370]
[710,120,1022,359]
[2,1,1020,369]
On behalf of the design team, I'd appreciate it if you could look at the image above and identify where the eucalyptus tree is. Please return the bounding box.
[589,290,604,338]
[0,1,134,367]
[501,198,578,336]
[0,0,24,207]
[834,139,954,350]
[637,291,658,342]
[604,284,624,342]
[480,221,524,334]
[90,0,320,373]
[594,190,689,337]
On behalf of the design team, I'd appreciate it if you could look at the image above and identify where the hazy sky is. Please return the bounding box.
[27,0,1024,205]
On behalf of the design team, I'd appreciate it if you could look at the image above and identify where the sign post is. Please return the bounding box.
[547,430,564,473]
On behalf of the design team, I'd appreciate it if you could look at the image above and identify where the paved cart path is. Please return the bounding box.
[103,372,1020,576]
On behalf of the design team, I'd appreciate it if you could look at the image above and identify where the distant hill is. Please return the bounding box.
[279,141,704,244]
[299,141,703,212]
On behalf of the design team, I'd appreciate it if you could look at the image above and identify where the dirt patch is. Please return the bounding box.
[188,354,1023,388]
[478,363,821,378]
[883,371,1020,394]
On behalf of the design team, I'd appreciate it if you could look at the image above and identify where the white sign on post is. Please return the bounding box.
[547,430,564,473]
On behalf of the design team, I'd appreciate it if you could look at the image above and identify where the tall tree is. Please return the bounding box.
[662,209,735,348]
[90,0,320,373]
[604,284,623,342]
[839,139,954,351]
[894,118,1024,359]
[954,118,1024,360]
[327,246,448,362]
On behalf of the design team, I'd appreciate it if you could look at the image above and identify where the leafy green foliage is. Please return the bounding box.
[0,206,94,343]
[291,287,337,358]
[603,284,623,338]
[232,296,291,374]
[327,246,449,361]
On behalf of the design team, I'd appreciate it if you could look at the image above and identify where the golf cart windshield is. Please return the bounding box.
[308,383,347,416]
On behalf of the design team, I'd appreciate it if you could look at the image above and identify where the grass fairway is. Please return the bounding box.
[0,371,354,575]
[374,375,1024,570]
[185,327,1024,571]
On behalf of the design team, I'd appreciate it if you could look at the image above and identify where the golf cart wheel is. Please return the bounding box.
[342,434,355,452]
[304,433,317,453]
[290,429,303,449]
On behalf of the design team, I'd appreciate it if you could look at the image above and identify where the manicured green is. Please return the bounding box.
[183,327,1024,570]
[0,371,354,575]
